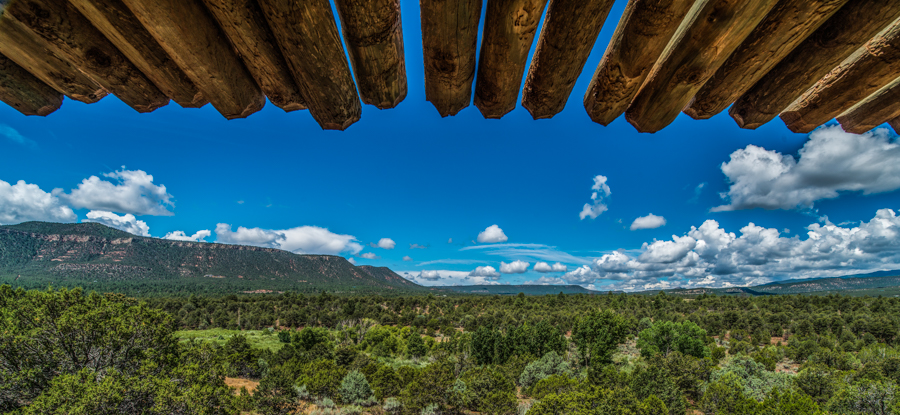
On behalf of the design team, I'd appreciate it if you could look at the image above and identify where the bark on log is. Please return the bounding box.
[836,77,900,134]
[68,0,206,108]
[200,0,306,112]
[521,0,615,119]
[0,12,106,103]
[782,21,900,133]
[0,52,62,116]
[334,0,407,109]
[583,0,695,126]
[120,0,265,119]
[730,0,900,130]
[625,0,779,133]
[684,0,848,120]
[420,0,482,117]
[3,0,168,112]
[889,117,900,134]
[474,0,549,119]
[258,0,362,130]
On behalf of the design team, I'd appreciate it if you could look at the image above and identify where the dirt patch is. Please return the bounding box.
[225,377,259,395]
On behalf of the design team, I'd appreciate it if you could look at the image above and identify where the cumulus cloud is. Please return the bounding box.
[631,213,666,230]
[360,252,379,259]
[477,224,508,243]
[469,265,501,279]
[348,257,357,265]
[397,269,500,286]
[714,127,900,212]
[84,210,150,237]
[525,276,566,285]
[566,208,900,292]
[535,261,568,272]
[0,179,76,224]
[164,230,211,242]
[500,260,530,274]
[61,169,174,216]
[374,238,395,249]
[402,255,412,261]
[214,223,363,255]
[0,124,37,149]
[580,175,611,220]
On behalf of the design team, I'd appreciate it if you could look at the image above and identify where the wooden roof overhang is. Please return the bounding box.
[1,0,900,135]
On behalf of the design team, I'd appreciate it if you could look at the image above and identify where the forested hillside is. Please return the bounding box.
[0,222,422,295]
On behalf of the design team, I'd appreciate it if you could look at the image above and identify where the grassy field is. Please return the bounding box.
[174,328,286,352]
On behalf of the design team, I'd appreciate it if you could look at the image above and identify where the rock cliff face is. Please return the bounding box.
[0,222,421,294]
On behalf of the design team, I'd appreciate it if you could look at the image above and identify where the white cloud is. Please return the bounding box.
[551,262,567,272]
[83,210,150,237]
[348,257,357,265]
[714,127,900,211]
[500,260,530,274]
[469,265,501,279]
[0,179,76,224]
[0,124,36,148]
[214,223,363,255]
[448,238,453,243]
[397,269,501,286]
[567,208,900,292]
[631,213,667,230]
[477,224,508,243]
[61,169,174,216]
[461,243,592,265]
[533,261,552,272]
[524,276,566,285]
[689,182,706,203]
[402,255,412,261]
[376,238,395,249]
[580,175,611,220]
[418,270,442,280]
[164,229,211,242]
[410,243,427,249]
[360,252,379,259]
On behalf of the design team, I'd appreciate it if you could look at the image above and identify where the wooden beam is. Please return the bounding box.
[684,0,849,120]
[521,0,615,119]
[0,13,107,104]
[889,117,900,134]
[836,77,900,134]
[0,52,62,116]
[474,0,549,119]
[68,0,206,109]
[120,0,265,119]
[729,0,900,130]
[3,0,168,113]
[258,0,362,130]
[583,0,695,126]
[334,0,407,109]
[199,0,306,112]
[420,0,482,117]
[625,0,779,133]
[782,21,900,133]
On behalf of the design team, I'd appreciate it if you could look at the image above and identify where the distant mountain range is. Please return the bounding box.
[0,222,424,296]
[2,221,899,297]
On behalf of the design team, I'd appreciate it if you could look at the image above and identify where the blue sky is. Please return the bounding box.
[2,0,900,291]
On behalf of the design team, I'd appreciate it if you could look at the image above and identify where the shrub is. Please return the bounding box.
[529,374,578,399]
[383,397,402,414]
[638,321,709,359]
[519,351,572,392]
[339,370,374,405]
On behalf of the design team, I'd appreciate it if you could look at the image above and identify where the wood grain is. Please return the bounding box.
[200,0,306,112]
[684,0,848,120]
[729,0,900,129]
[0,52,62,116]
[258,0,362,130]
[625,0,779,133]
[335,0,407,109]
[5,0,168,112]
[521,0,615,119]
[837,77,900,134]
[474,0,549,119]
[68,0,206,108]
[420,0,483,117]
[583,0,695,126]
[121,0,265,119]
